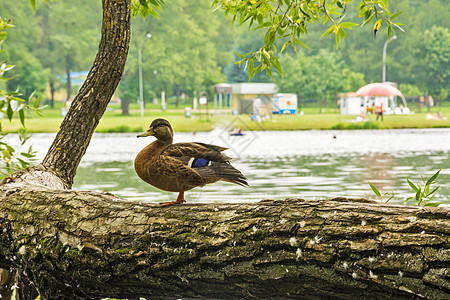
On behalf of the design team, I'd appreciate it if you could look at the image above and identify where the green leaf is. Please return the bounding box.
[265,68,275,81]
[406,178,419,193]
[424,183,430,195]
[427,193,437,203]
[6,102,13,121]
[390,11,403,20]
[340,22,358,29]
[271,55,283,76]
[378,0,390,15]
[428,186,440,197]
[386,192,395,203]
[233,51,244,59]
[280,40,290,54]
[294,38,309,49]
[335,30,341,50]
[404,197,413,202]
[30,0,36,14]
[20,152,35,158]
[239,10,246,27]
[17,158,29,169]
[320,25,336,38]
[368,181,381,198]
[415,186,422,203]
[248,59,254,82]
[426,169,441,186]
[253,64,262,77]
[19,108,25,127]
[338,27,346,39]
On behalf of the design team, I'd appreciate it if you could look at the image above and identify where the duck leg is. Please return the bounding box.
[161,188,186,206]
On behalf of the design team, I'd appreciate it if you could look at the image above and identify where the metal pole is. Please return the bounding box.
[382,35,397,82]
[138,33,151,117]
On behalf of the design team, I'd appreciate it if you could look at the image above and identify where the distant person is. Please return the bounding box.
[428,95,434,107]
[360,111,367,121]
[427,111,444,120]
[419,95,425,112]
[376,102,384,121]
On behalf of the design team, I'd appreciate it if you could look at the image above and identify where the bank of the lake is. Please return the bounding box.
[3,109,450,133]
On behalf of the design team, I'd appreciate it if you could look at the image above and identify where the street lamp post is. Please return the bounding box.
[382,35,397,82]
[138,33,152,117]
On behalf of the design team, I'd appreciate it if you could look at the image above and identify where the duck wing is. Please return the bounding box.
[162,142,231,162]
[161,142,248,188]
[194,162,248,187]
[153,155,205,189]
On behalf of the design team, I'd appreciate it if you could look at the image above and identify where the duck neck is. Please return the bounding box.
[157,137,173,145]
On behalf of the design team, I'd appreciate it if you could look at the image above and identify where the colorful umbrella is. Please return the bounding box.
[355,83,404,97]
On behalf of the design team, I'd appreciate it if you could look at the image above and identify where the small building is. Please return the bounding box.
[272,93,297,114]
[213,83,233,114]
[339,93,363,115]
[230,83,277,115]
[339,83,409,115]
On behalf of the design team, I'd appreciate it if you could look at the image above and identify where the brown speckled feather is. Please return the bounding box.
[162,142,231,162]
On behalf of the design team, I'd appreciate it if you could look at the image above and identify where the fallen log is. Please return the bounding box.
[0,187,449,299]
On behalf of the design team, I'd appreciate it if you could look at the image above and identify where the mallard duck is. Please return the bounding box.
[135,118,248,206]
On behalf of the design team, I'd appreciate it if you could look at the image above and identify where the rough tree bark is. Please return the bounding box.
[0,190,449,299]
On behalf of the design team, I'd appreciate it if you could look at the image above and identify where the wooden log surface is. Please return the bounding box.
[0,186,449,299]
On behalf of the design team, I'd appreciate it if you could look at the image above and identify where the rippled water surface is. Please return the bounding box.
[23,129,450,205]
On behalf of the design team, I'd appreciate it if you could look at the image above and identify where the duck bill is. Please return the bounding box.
[137,127,155,138]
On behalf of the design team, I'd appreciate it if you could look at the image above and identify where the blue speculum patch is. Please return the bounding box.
[192,158,209,168]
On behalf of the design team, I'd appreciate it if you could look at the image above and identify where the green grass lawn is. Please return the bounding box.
[2,102,450,133]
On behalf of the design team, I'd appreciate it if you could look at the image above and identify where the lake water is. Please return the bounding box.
[15,128,450,206]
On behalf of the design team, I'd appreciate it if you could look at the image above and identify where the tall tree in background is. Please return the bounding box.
[278,50,364,111]
[0,0,101,104]
[423,26,450,105]
[43,0,101,102]
[119,0,232,106]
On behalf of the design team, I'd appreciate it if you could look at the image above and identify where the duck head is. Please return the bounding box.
[137,118,173,144]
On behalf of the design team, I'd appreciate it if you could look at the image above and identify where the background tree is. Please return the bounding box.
[2,0,449,106]
[423,26,450,106]
[119,0,233,108]
[224,30,274,83]
[278,50,363,111]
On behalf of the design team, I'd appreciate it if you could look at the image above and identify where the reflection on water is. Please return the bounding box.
[17,129,450,206]
[73,152,450,205]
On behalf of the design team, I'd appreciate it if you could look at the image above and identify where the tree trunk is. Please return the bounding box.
[0,190,448,299]
[175,83,180,108]
[49,79,55,109]
[40,0,131,188]
[121,98,130,116]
